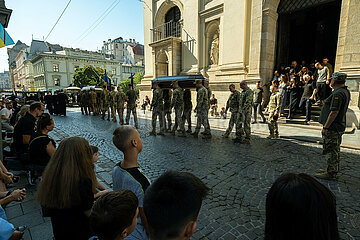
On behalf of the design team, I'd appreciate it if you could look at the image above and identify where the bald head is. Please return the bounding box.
[112,126,138,152]
[240,80,248,90]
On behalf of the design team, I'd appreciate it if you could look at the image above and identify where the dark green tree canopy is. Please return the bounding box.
[73,65,107,88]
[118,71,144,94]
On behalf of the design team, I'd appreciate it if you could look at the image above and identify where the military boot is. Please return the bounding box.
[186,129,192,133]
[222,132,229,138]
[177,132,187,137]
[241,138,250,144]
[267,134,275,139]
[202,133,212,139]
[315,171,337,180]
[191,132,199,138]
[232,137,242,143]
[149,131,156,136]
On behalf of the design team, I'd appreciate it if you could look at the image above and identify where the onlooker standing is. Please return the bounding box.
[266,85,283,139]
[144,171,209,240]
[89,146,109,199]
[13,102,44,156]
[265,173,339,240]
[287,76,302,119]
[125,84,138,128]
[252,81,266,124]
[314,62,330,105]
[44,92,54,115]
[182,89,192,133]
[279,75,288,114]
[316,73,350,180]
[323,58,333,77]
[56,89,68,116]
[0,102,14,133]
[28,113,56,185]
[89,190,139,240]
[223,84,240,139]
[210,94,218,116]
[299,74,316,124]
[37,137,99,240]
[112,126,150,240]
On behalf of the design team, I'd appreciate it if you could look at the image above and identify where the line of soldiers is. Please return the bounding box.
[78,84,138,127]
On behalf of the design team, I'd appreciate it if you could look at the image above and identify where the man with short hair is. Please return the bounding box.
[0,102,14,132]
[126,84,138,128]
[236,81,253,143]
[109,86,117,122]
[192,80,211,139]
[266,85,283,139]
[316,72,350,180]
[89,190,139,240]
[252,81,266,124]
[149,82,164,136]
[182,89,192,133]
[112,126,150,240]
[223,84,240,139]
[314,62,330,105]
[13,102,44,155]
[210,94,218,117]
[144,171,209,240]
[116,86,126,125]
[170,81,186,137]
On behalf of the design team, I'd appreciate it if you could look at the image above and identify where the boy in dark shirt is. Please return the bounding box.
[112,126,149,240]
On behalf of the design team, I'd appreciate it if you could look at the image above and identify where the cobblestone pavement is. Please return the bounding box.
[7,109,360,240]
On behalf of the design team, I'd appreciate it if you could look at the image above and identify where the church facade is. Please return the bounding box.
[140,0,360,110]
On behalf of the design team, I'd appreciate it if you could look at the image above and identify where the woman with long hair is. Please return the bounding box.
[36,137,97,240]
[28,113,56,184]
[265,173,339,240]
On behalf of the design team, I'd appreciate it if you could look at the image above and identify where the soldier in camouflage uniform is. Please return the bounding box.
[182,89,192,133]
[84,90,91,115]
[125,84,138,128]
[236,81,253,143]
[79,91,87,115]
[162,89,172,132]
[109,86,117,122]
[90,88,98,115]
[101,86,111,121]
[266,85,283,139]
[97,89,102,116]
[223,84,241,138]
[316,72,350,180]
[204,81,211,131]
[149,81,164,135]
[192,80,211,139]
[116,86,126,125]
[170,81,186,137]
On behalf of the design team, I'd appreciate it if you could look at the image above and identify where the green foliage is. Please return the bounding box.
[118,71,144,94]
[72,65,107,88]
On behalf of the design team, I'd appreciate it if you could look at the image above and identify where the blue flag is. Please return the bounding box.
[104,70,110,90]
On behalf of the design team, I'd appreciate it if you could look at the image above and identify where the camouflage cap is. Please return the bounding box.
[331,72,347,84]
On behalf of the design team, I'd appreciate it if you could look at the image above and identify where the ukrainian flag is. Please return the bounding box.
[104,70,111,90]
[0,23,15,48]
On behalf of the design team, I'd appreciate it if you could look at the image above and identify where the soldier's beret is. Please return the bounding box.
[331,72,347,84]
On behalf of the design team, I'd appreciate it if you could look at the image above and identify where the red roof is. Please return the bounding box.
[132,44,144,55]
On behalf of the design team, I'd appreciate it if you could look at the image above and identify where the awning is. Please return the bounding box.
[0,23,15,48]
[152,74,207,89]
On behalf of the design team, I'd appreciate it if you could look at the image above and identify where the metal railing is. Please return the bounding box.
[151,21,182,43]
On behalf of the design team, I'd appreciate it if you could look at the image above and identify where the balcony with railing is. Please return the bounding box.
[151,21,182,43]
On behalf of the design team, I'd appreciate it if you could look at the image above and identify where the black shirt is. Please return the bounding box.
[42,178,94,240]
[29,133,56,166]
[302,80,316,99]
[210,98,218,105]
[13,112,36,153]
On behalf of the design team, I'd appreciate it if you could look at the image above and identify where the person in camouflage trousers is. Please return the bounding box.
[90,88,98,115]
[101,86,111,121]
[236,81,253,143]
[316,72,350,180]
[266,85,283,139]
[149,81,164,135]
[162,89,172,132]
[170,81,186,137]
[109,86,117,122]
[192,80,211,139]
[116,86,126,125]
[125,84,138,128]
[182,89,192,133]
[223,84,241,139]
[79,91,87,115]
[84,90,91,115]
[97,90,102,116]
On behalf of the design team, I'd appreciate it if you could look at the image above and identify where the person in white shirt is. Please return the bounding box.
[0,102,14,132]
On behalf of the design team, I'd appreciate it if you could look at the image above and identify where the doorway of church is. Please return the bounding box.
[275,0,342,70]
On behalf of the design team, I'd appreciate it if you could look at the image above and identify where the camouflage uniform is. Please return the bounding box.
[150,88,164,134]
[84,91,91,115]
[97,91,102,115]
[163,89,172,131]
[79,92,87,115]
[90,90,97,115]
[194,86,211,136]
[266,91,283,138]
[125,89,138,128]
[238,88,254,140]
[109,89,117,122]
[116,91,126,125]
[224,90,241,137]
[101,89,111,120]
[171,86,185,134]
[182,89,192,132]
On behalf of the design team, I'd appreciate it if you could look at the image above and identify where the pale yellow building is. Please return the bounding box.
[140,0,360,123]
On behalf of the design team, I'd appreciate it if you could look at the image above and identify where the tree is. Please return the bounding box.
[72,65,107,88]
[118,71,144,94]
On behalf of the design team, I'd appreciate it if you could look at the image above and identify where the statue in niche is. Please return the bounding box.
[210,32,219,66]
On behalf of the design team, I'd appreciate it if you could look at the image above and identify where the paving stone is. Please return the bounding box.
[5,204,23,219]
[30,221,54,240]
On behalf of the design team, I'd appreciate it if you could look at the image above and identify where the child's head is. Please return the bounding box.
[90,145,99,163]
[112,126,142,154]
[90,190,139,240]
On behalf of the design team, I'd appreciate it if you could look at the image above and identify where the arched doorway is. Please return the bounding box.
[157,52,169,77]
[275,0,342,69]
